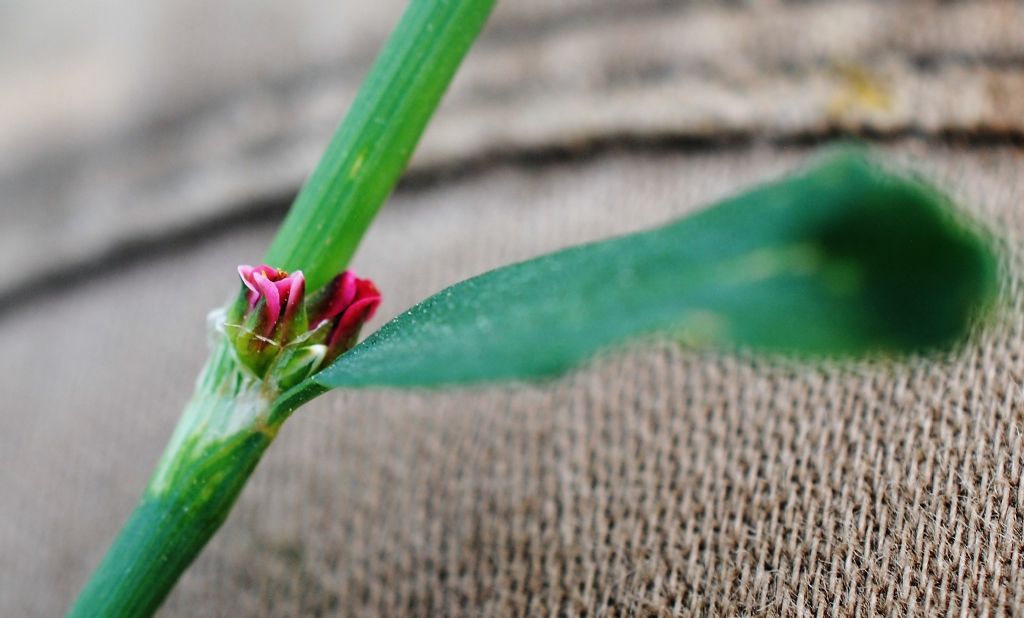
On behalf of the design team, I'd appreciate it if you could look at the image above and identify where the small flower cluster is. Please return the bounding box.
[225,264,381,388]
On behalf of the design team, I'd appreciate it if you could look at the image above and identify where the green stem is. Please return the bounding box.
[70,3,496,614]
[266,0,498,290]
[69,343,278,617]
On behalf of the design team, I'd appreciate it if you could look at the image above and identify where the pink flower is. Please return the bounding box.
[237,264,306,337]
[227,263,379,380]
[309,270,382,356]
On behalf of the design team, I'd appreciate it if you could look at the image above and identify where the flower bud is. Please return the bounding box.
[224,264,380,383]
[227,265,307,377]
[308,270,382,364]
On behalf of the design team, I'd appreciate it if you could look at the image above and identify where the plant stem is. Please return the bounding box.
[69,342,278,617]
[70,2,496,614]
[266,0,498,290]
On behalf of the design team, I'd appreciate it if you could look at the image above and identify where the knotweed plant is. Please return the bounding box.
[68,1,999,616]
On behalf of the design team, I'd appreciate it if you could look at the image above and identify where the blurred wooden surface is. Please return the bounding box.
[2,0,1023,306]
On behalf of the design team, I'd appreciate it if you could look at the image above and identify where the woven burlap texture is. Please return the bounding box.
[1,146,1022,616]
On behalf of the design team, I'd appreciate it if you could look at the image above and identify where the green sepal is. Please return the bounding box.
[273,299,309,347]
[272,344,328,391]
[231,297,281,377]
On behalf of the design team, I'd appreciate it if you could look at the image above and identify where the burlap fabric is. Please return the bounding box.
[2,146,1021,615]
[3,2,1024,616]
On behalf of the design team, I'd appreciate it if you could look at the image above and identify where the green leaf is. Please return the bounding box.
[265,0,497,291]
[312,151,999,389]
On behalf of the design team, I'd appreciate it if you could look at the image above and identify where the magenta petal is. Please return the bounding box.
[317,271,359,326]
[339,271,358,305]
[354,278,379,301]
[273,277,292,298]
[239,264,285,308]
[253,272,281,335]
[356,292,382,324]
[238,265,260,307]
[239,264,280,285]
[280,271,305,322]
[328,296,381,349]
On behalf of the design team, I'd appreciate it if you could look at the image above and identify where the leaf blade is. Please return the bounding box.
[313,151,999,389]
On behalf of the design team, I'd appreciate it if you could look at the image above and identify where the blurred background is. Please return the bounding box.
[3,1,1024,615]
